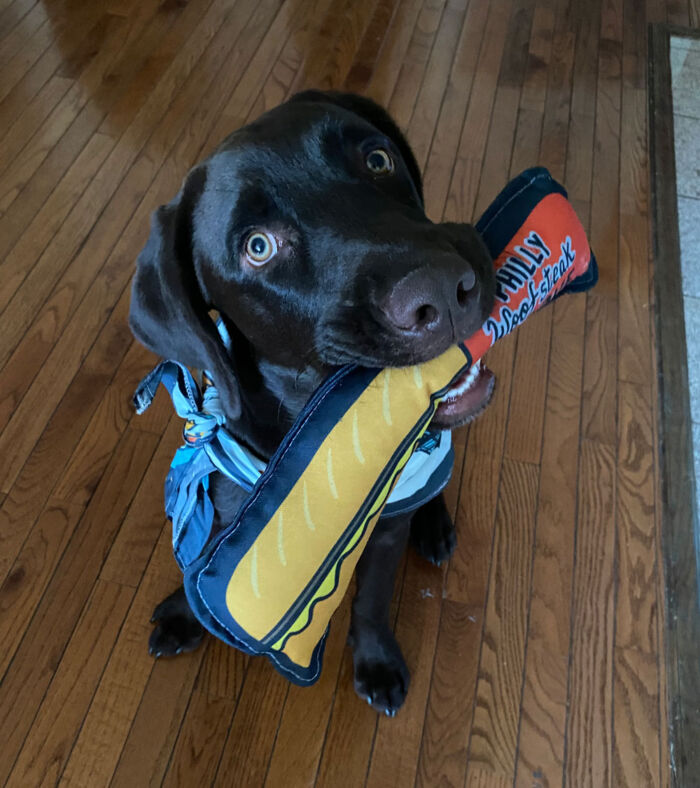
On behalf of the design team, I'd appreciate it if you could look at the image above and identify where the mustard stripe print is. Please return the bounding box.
[251,544,260,599]
[352,409,365,465]
[302,480,315,531]
[382,369,392,425]
[413,365,423,389]
[327,446,338,499]
[277,510,287,566]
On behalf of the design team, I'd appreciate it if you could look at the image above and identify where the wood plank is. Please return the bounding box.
[581,34,621,443]
[385,0,449,131]
[211,659,290,785]
[0,2,47,67]
[0,0,178,265]
[513,325,584,788]
[6,579,134,788]
[314,649,381,788]
[264,594,352,786]
[0,0,37,41]
[615,381,658,653]
[463,460,539,785]
[564,440,616,787]
[509,6,586,778]
[0,71,72,158]
[0,0,244,364]
[205,0,326,147]
[403,0,469,170]
[613,382,665,786]
[365,554,444,787]
[415,602,483,787]
[0,0,186,207]
[0,0,110,105]
[0,127,111,310]
[160,640,249,786]
[0,0,281,495]
[59,529,184,787]
[420,1,566,779]
[618,208,652,385]
[0,427,159,785]
[51,344,173,507]
[692,0,700,26]
[0,367,112,586]
[310,0,380,92]
[365,0,425,107]
[612,646,661,788]
[160,687,238,788]
[421,0,491,217]
[443,0,513,224]
[0,19,61,109]
[109,642,205,788]
[99,419,180,587]
[0,498,84,679]
[343,0,400,94]
[565,0,601,205]
[315,561,407,788]
[0,290,138,587]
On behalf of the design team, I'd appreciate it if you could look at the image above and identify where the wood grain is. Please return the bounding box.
[514,324,584,788]
[416,601,483,787]
[464,460,539,785]
[59,529,184,786]
[565,440,616,788]
[366,553,444,788]
[264,595,352,786]
[0,498,84,678]
[7,579,134,787]
[0,428,159,784]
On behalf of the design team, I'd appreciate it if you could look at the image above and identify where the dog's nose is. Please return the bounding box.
[380,267,478,335]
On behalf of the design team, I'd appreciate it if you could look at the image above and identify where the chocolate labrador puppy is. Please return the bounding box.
[129,90,496,716]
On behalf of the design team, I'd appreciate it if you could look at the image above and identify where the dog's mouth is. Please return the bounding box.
[430,359,496,429]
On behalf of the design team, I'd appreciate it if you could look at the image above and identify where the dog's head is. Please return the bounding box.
[129,91,496,456]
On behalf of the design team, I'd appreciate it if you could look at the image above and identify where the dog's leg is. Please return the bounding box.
[409,492,456,565]
[149,585,205,657]
[350,513,411,716]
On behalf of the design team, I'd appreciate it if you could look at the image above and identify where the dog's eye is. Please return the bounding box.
[365,148,394,175]
[245,231,278,265]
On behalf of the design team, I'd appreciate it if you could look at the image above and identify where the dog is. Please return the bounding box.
[129,90,496,716]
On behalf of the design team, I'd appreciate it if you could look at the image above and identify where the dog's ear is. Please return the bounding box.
[289,90,423,205]
[129,167,241,420]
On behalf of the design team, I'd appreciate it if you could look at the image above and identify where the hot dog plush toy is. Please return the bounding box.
[134,167,597,684]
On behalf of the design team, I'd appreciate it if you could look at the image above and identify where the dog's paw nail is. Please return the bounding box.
[366,695,373,705]
[384,709,392,717]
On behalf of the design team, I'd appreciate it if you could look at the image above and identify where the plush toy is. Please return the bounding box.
[134,167,597,685]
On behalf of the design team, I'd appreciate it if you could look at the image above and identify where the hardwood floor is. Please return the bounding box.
[0,0,695,785]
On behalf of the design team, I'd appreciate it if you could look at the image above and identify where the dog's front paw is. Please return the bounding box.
[352,630,409,716]
[149,587,205,657]
[410,495,456,565]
